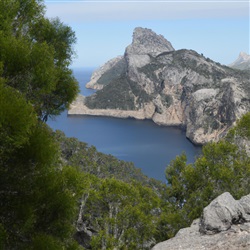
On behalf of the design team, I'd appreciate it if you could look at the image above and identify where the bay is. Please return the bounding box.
[48,68,201,182]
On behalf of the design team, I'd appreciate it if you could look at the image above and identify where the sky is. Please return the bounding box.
[44,0,249,69]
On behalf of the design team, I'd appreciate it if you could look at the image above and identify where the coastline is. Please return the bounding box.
[68,94,226,145]
[68,94,184,126]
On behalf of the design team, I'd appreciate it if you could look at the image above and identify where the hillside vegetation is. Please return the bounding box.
[0,1,250,249]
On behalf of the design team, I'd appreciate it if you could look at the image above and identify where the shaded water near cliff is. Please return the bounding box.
[48,68,201,182]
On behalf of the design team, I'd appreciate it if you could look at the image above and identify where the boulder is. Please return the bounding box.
[152,192,250,250]
[200,192,250,234]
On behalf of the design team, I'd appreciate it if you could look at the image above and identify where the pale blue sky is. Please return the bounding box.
[44,0,249,68]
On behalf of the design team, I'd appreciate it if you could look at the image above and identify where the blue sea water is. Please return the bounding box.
[47,68,201,182]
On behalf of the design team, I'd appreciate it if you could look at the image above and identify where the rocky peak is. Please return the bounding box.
[239,51,250,61]
[229,51,250,70]
[125,27,175,56]
[72,28,250,145]
[232,52,250,64]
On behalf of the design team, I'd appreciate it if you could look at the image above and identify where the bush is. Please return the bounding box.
[164,116,250,234]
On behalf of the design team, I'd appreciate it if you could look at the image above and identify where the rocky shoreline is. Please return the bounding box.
[68,95,155,120]
[68,94,184,126]
[68,93,230,145]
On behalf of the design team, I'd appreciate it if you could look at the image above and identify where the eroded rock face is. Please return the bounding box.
[69,27,250,145]
[126,27,174,57]
[200,192,250,234]
[152,192,250,250]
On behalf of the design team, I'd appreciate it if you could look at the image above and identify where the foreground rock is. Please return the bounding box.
[69,27,250,145]
[152,192,250,250]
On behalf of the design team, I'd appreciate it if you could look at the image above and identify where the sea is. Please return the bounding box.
[47,68,202,182]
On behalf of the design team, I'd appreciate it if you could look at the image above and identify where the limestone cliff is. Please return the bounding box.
[69,27,250,145]
[229,52,250,71]
[152,192,250,250]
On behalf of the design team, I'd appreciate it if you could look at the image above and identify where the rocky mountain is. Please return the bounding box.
[152,192,250,250]
[229,52,250,70]
[69,27,250,145]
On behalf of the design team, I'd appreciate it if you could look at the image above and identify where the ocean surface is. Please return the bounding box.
[47,68,201,182]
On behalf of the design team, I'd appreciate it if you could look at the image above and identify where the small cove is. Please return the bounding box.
[48,68,202,182]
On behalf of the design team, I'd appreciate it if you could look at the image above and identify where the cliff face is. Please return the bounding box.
[69,27,250,145]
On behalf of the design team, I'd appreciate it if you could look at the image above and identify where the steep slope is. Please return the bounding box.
[69,27,250,145]
[229,52,250,70]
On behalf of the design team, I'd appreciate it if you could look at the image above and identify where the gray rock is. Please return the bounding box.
[239,194,250,215]
[126,27,174,57]
[228,52,250,70]
[200,192,247,234]
[240,223,250,233]
[152,192,250,250]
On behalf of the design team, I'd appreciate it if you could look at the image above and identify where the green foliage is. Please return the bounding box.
[96,57,127,86]
[227,112,250,140]
[0,0,79,121]
[0,23,81,250]
[138,61,164,84]
[30,232,82,250]
[85,74,151,110]
[30,234,64,250]
[129,78,152,107]
[165,137,250,235]
[161,94,173,108]
[165,154,190,208]
[53,130,166,192]
[52,131,171,248]
[2,4,249,247]
[81,178,161,249]
[0,83,37,159]
[86,74,136,110]
[31,17,77,66]
[171,50,197,68]
[0,1,85,249]
[0,0,45,36]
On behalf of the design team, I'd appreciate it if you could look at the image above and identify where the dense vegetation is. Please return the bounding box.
[55,115,250,247]
[0,0,79,122]
[95,58,127,86]
[0,82,83,249]
[54,130,165,190]
[75,175,163,249]
[1,1,250,249]
[0,0,80,248]
[85,76,151,110]
[85,74,136,110]
[164,112,250,236]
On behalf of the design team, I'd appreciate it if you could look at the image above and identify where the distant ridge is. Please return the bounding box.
[229,52,250,70]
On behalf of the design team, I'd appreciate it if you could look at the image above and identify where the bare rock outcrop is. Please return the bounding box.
[229,52,250,71]
[152,192,250,250]
[126,27,174,57]
[69,27,250,145]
